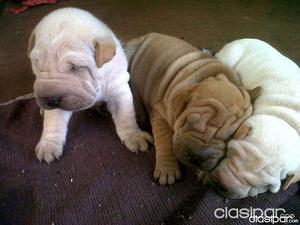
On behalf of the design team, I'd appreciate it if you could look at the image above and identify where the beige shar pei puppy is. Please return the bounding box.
[28,8,152,162]
[126,33,257,185]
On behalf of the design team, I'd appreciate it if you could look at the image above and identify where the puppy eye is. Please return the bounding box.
[70,64,77,71]
[70,64,85,72]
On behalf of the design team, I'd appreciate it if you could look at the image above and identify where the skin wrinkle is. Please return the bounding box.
[165,58,217,99]
[36,80,95,98]
[217,115,237,130]
[190,113,211,133]
[249,169,271,188]
[227,158,252,188]
[165,62,229,107]
[257,106,300,133]
[177,94,246,142]
[258,94,300,110]
[35,62,99,102]
[240,88,251,110]
[59,53,90,72]
[155,51,205,102]
[215,108,250,139]
[222,140,275,197]
[166,62,230,99]
[174,106,215,132]
[176,96,250,142]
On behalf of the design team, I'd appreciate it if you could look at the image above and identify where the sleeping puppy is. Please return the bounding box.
[125,33,254,184]
[205,39,300,198]
[28,8,152,162]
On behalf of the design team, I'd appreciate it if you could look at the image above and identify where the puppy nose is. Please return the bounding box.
[174,135,225,171]
[185,144,224,171]
[44,96,62,108]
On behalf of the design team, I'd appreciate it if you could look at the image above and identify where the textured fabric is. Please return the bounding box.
[0,97,300,225]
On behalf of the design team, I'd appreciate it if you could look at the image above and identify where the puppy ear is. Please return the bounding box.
[172,90,193,130]
[233,124,251,140]
[27,30,35,58]
[94,38,116,68]
[248,86,262,102]
[283,168,300,190]
[283,174,295,190]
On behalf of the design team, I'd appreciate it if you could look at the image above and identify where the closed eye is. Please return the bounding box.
[70,64,87,73]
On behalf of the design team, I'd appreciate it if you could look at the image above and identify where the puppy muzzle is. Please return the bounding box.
[173,131,225,171]
[203,151,270,199]
[34,77,98,111]
[206,169,250,199]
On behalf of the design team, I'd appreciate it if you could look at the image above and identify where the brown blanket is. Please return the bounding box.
[0,96,299,225]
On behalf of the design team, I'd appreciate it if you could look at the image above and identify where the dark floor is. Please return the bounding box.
[0,0,300,102]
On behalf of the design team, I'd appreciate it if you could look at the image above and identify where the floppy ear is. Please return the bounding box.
[27,30,35,58]
[233,124,251,140]
[248,86,262,102]
[283,174,295,190]
[172,89,193,129]
[283,168,300,190]
[94,38,116,68]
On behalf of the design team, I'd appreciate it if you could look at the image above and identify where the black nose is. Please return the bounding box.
[44,96,62,108]
[174,135,225,171]
[187,144,225,171]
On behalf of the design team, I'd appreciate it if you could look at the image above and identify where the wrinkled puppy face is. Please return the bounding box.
[28,32,116,111]
[207,156,270,199]
[173,74,252,171]
[203,128,259,199]
[205,118,298,199]
[205,158,259,199]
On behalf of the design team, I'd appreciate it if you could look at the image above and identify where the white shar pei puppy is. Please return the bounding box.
[28,8,152,162]
[205,39,300,198]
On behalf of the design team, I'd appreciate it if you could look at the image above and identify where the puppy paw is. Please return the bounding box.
[35,138,64,163]
[123,129,153,152]
[154,163,181,185]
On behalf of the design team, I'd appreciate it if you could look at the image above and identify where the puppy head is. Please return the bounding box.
[28,31,116,111]
[205,115,300,199]
[203,124,258,199]
[173,74,255,171]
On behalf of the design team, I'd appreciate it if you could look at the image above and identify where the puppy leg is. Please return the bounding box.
[107,83,153,152]
[35,109,72,163]
[151,109,181,185]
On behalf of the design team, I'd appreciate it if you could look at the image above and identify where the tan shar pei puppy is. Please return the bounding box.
[126,33,257,185]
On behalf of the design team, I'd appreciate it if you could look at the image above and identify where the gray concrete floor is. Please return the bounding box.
[0,0,300,102]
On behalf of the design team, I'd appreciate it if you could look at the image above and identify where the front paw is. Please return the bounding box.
[35,138,64,163]
[123,130,153,152]
[154,163,181,185]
